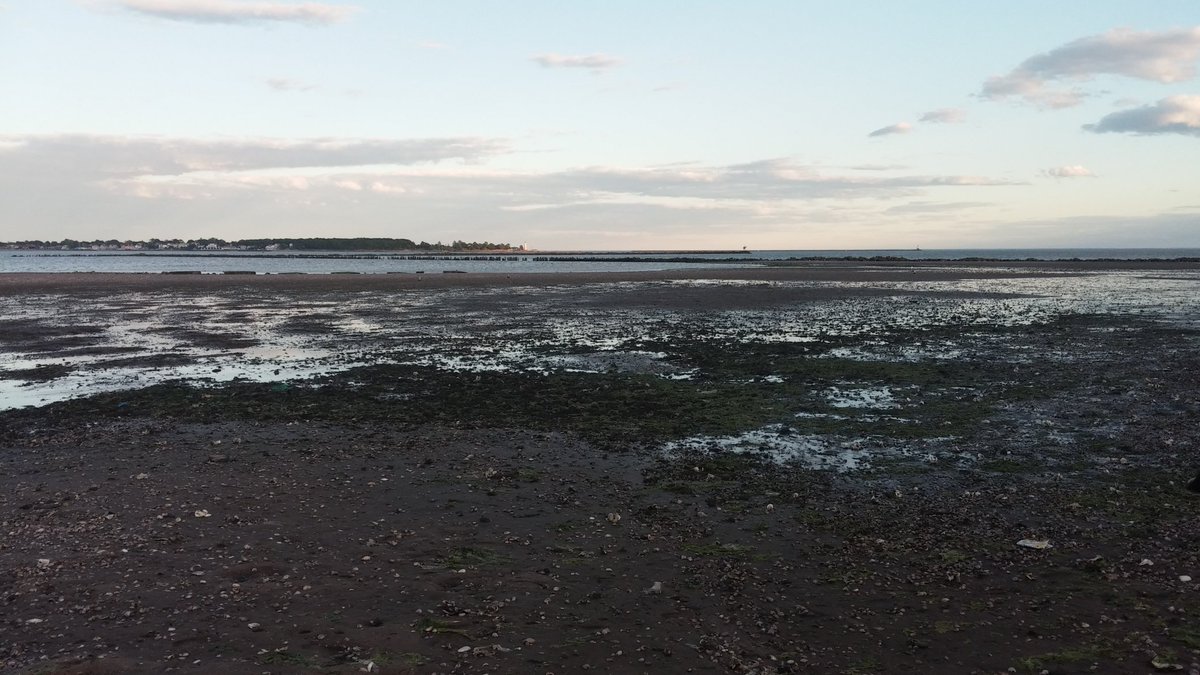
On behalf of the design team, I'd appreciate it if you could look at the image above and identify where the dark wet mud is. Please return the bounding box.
[1,264,1198,674]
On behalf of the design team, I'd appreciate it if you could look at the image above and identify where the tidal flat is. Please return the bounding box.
[1,262,1198,674]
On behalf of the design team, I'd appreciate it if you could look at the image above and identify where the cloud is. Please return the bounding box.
[109,0,357,25]
[0,134,507,185]
[532,53,622,72]
[1043,165,1096,178]
[918,108,966,124]
[1084,94,1200,136]
[867,122,912,138]
[266,77,316,92]
[147,159,1015,203]
[0,137,1021,202]
[982,26,1200,108]
[884,201,992,215]
[0,137,1029,246]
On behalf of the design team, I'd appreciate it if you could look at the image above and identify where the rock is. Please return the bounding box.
[1180,575,1192,582]
[606,512,621,525]
[1187,471,1200,494]
[472,644,511,656]
[1150,654,1184,671]
[1016,539,1051,550]
[247,622,262,631]
[194,509,212,518]
[1140,558,1154,566]
[645,581,663,594]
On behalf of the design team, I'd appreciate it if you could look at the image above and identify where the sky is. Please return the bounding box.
[1,1,1199,250]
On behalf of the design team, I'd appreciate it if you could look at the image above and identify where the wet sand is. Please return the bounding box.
[1,263,1199,674]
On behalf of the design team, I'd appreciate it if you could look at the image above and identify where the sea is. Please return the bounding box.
[1,248,1198,275]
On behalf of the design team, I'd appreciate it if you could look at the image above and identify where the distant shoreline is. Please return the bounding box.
[4,250,1199,264]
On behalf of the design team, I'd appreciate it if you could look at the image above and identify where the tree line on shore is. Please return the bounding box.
[2,237,519,252]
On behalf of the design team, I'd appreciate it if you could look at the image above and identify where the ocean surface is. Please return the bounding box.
[1,248,1198,275]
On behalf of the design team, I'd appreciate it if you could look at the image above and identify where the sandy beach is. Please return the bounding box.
[1,262,1198,674]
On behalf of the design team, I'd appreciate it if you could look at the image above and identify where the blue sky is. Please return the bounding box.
[1,1,1198,249]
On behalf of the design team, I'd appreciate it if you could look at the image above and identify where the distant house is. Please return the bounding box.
[265,243,282,251]
[204,243,220,250]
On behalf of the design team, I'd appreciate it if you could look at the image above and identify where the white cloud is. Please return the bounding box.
[885,201,992,214]
[0,137,1031,245]
[123,159,1016,203]
[551,160,1019,200]
[867,122,912,138]
[982,27,1200,108]
[1084,94,1200,136]
[213,158,1014,202]
[368,181,407,194]
[266,77,317,92]
[108,0,358,25]
[918,108,966,124]
[0,134,507,192]
[532,53,622,72]
[1043,165,1097,178]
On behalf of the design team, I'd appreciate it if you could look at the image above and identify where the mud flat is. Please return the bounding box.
[1,262,1199,674]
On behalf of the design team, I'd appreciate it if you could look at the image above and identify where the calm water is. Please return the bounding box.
[1,248,1198,274]
[0,251,735,274]
[752,248,1200,261]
